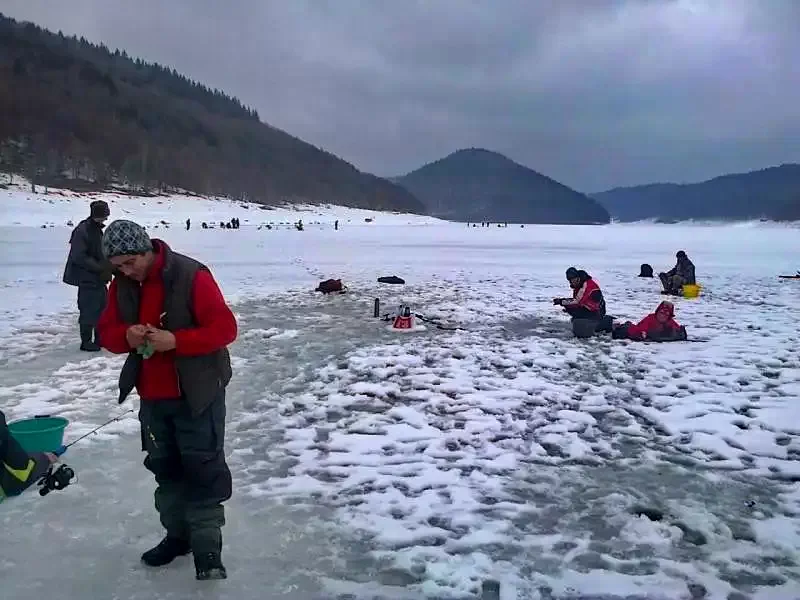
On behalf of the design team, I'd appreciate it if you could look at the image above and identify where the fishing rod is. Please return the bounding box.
[379,310,465,331]
[39,408,135,497]
[61,408,135,452]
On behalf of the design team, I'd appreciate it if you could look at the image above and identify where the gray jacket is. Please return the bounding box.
[667,258,696,285]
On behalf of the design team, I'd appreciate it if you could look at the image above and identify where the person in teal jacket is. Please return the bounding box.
[0,410,57,499]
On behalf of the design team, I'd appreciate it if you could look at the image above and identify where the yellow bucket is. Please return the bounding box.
[682,284,701,298]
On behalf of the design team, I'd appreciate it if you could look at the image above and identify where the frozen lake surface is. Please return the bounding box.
[1,187,799,599]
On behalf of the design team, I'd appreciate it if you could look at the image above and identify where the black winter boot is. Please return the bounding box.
[141,536,191,567]
[194,552,227,580]
[79,325,101,352]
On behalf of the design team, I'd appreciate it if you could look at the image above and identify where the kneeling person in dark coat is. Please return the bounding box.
[97,220,238,581]
[659,251,696,295]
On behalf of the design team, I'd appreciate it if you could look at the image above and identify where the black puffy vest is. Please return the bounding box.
[115,243,232,417]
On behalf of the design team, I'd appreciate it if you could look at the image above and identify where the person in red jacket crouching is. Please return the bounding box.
[613,300,687,341]
[97,219,237,581]
[553,267,607,320]
[554,267,615,336]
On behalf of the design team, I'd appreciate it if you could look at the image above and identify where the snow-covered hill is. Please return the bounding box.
[0,181,443,229]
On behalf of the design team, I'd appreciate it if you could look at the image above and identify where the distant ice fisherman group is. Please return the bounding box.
[552,252,696,341]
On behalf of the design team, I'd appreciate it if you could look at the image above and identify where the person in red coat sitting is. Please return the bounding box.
[553,267,607,321]
[613,300,687,341]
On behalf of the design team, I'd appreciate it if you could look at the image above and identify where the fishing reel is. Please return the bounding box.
[38,464,75,497]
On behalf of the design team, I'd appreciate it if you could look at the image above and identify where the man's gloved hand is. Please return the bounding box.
[552,298,565,306]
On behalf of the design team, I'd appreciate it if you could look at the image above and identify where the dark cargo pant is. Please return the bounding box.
[139,390,232,554]
[564,305,601,321]
[658,272,684,295]
[77,284,107,326]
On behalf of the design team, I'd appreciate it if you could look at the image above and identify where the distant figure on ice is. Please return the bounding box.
[0,409,58,499]
[97,220,238,581]
[295,219,304,231]
[613,301,687,341]
[659,251,696,295]
[62,200,113,352]
[554,267,608,324]
[201,222,208,229]
[334,219,339,231]
[185,218,191,231]
[639,263,654,278]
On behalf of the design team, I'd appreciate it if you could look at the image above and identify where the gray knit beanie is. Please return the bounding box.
[102,219,153,258]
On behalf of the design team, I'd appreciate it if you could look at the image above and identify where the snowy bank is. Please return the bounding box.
[0,180,443,229]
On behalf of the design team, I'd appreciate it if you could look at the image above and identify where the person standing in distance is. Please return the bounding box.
[62,200,114,351]
[96,220,238,581]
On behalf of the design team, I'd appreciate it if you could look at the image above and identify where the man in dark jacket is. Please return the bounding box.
[96,220,237,581]
[1,410,56,500]
[659,250,696,295]
[62,200,113,351]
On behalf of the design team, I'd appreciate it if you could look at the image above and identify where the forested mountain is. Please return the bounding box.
[594,164,800,222]
[394,149,610,224]
[0,13,424,212]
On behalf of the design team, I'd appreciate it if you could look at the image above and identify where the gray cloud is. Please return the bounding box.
[4,0,799,191]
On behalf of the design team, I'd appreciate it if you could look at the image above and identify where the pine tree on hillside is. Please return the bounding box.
[0,12,423,212]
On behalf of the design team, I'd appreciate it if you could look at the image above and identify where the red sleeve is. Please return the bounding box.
[173,270,238,356]
[97,279,132,354]
[575,283,599,309]
[577,288,594,309]
[626,314,655,339]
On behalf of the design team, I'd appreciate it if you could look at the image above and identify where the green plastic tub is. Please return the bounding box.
[7,416,69,453]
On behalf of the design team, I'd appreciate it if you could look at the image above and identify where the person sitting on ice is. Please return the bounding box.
[0,410,58,499]
[612,300,687,341]
[659,251,696,295]
[554,267,607,322]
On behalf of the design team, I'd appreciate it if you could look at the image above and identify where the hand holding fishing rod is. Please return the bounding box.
[36,409,134,497]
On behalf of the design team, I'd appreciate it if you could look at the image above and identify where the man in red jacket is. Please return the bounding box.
[97,219,237,581]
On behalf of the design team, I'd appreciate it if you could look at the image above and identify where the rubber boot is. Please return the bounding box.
[141,536,191,567]
[194,552,227,580]
[79,325,101,352]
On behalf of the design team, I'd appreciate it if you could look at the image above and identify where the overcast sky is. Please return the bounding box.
[4,0,799,192]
